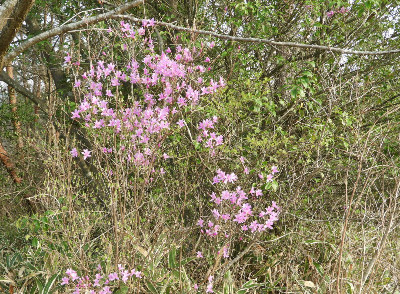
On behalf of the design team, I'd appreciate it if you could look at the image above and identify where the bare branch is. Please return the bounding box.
[3,0,143,65]
[113,15,400,56]
[360,179,400,291]
[0,70,47,111]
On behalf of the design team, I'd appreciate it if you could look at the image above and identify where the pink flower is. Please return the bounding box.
[271,166,278,174]
[222,246,229,258]
[93,278,100,287]
[221,214,230,221]
[204,57,210,63]
[148,18,155,27]
[327,10,335,18]
[66,269,78,281]
[111,78,120,86]
[225,172,237,183]
[64,53,71,64]
[206,276,214,293]
[177,119,185,127]
[249,220,259,232]
[194,284,199,290]
[266,174,273,182]
[74,80,81,87]
[82,149,92,160]
[93,119,104,129]
[70,148,78,158]
[108,272,119,281]
[196,251,203,258]
[121,270,130,283]
[71,109,80,119]
[131,270,142,278]
[61,277,69,285]
[212,208,220,219]
[209,41,215,48]
[106,90,113,97]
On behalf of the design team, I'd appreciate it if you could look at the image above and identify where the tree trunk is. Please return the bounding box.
[6,63,24,150]
[0,139,22,184]
[0,0,35,69]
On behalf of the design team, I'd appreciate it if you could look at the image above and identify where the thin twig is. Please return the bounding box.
[112,15,400,56]
[3,0,144,65]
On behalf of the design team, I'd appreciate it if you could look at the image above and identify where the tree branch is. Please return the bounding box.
[0,70,47,111]
[0,0,35,68]
[3,0,143,65]
[112,15,400,56]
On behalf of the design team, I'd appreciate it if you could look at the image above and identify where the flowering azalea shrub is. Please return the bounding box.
[198,166,280,239]
[192,165,280,293]
[61,18,280,293]
[66,20,226,190]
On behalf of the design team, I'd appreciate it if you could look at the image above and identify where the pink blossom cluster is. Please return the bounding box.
[67,20,226,170]
[198,166,281,241]
[192,166,280,292]
[61,265,142,293]
[197,116,224,156]
[327,6,350,18]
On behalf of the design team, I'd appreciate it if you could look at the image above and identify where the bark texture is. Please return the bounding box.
[6,63,24,149]
[0,139,22,184]
[0,0,35,68]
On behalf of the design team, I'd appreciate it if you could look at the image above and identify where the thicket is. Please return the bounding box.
[1,1,400,293]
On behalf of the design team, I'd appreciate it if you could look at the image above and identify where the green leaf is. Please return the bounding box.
[271,181,278,192]
[41,273,59,294]
[236,280,263,293]
[32,237,39,248]
[313,261,324,276]
[35,277,44,293]
[114,285,129,294]
[145,280,159,294]
[223,270,234,294]
[168,246,177,269]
